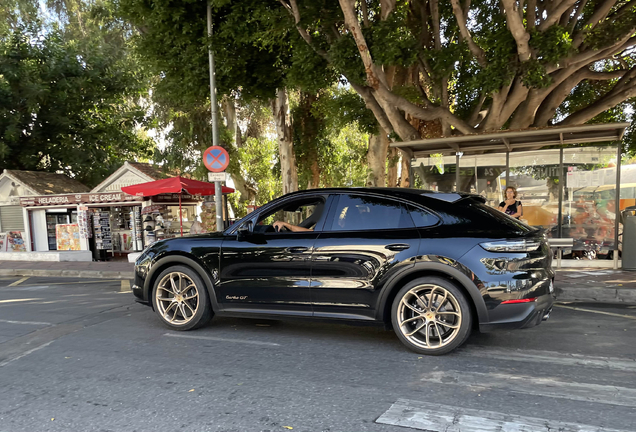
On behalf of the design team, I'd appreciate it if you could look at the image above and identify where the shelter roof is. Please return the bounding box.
[391,123,630,157]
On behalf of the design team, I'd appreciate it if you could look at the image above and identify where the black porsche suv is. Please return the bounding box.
[133,188,555,355]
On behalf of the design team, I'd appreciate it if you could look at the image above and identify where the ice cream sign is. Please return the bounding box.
[20,192,143,206]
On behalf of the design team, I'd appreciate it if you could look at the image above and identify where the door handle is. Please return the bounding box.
[286,246,310,253]
[386,243,410,251]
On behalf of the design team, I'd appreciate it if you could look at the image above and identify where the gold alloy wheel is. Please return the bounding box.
[155,272,200,325]
[397,284,462,350]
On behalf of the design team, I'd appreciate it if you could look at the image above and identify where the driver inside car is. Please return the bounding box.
[272,200,324,232]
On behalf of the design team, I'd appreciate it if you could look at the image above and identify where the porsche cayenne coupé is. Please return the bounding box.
[133,188,555,355]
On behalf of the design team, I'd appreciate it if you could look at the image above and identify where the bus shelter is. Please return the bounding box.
[392,123,633,267]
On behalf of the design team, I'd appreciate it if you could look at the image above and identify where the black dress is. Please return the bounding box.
[499,200,522,219]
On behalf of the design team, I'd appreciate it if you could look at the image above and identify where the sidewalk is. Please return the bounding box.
[1,261,634,304]
[0,261,133,280]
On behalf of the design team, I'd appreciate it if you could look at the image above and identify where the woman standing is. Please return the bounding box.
[499,186,523,219]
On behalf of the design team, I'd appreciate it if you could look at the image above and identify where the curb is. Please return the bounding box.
[0,269,132,280]
[555,286,636,304]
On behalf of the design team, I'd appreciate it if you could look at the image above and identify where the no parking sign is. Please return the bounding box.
[203,146,229,172]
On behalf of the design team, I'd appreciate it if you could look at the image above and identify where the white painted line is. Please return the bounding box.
[19,276,121,286]
[120,280,131,293]
[0,298,43,304]
[462,347,636,372]
[376,398,628,432]
[555,304,636,320]
[7,277,30,287]
[164,332,281,347]
[420,371,636,407]
[0,341,55,368]
[0,319,51,326]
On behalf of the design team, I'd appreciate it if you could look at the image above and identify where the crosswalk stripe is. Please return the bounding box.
[420,371,636,407]
[461,347,636,372]
[376,398,628,432]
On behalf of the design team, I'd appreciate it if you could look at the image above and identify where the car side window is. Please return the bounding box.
[328,195,414,231]
[254,197,326,233]
[405,204,440,228]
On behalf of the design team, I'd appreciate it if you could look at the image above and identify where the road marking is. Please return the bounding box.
[420,371,636,407]
[0,298,43,304]
[376,398,628,432]
[164,333,281,347]
[7,277,29,287]
[462,347,636,372]
[555,304,636,320]
[0,341,55,368]
[120,280,131,293]
[0,319,51,326]
[17,280,120,287]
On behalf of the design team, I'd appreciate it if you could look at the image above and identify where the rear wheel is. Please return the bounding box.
[391,277,472,355]
[152,265,213,330]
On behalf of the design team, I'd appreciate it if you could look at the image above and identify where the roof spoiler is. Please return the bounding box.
[420,192,487,204]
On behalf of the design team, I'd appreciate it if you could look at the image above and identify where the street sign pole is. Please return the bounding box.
[207,2,223,232]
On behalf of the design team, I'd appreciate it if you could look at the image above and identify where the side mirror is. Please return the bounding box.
[237,221,253,241]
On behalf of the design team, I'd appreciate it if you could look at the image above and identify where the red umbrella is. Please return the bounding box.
[122,176,234,235]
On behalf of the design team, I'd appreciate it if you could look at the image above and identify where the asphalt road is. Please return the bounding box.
[0,275,635,432]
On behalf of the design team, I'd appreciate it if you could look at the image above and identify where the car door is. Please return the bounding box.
[310,193,420,320]
[218,194,330,315]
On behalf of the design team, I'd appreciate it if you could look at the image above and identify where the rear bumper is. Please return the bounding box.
[479,291,555,332]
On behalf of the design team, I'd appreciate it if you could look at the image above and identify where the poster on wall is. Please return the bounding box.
[0,233,6,252]
[7,231,26,252]
[56,224,81,251]
[77,207,91,239]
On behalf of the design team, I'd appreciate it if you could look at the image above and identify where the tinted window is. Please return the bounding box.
[470,203,534,234]
[328,195,414,231]
[405,205,440,227]
[253,197,325,233]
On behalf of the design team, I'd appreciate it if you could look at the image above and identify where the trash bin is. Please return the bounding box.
[622,206,636,270]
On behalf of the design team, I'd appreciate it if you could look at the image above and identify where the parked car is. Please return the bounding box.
[133,188,555,355]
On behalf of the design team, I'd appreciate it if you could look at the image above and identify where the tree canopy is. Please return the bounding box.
[0,1,153,186]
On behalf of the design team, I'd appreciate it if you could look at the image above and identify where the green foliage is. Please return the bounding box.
[586,3,636,50]
[519,59,552,88]
[529,26,573,64]
[328,34,367,86]
[366,3,418,67]
[0,21,153,187]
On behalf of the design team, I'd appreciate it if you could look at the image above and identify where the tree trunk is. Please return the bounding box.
[272,88,298,195]
[221,98,255,204]
[366,132,390,186]
[399,154,410,187]
[387,147,399,187]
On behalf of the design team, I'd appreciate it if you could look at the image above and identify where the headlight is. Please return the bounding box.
[480,239,541,252]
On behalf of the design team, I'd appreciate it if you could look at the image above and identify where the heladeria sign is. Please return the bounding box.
[20,192,143,207]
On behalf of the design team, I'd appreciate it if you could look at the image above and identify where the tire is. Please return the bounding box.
[391,276,472,355]
[151,265,213,331]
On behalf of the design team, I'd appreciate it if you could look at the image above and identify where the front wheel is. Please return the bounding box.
[152,265,213,331]
[391,277,472,355]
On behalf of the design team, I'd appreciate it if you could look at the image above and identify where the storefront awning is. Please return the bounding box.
[391,123,631,157]
[121,176,234,196]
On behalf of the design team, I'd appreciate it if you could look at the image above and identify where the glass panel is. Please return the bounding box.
[255,197,326,232]
[411,155,457,192]
[329,195,413,231]
[458,154,507,207]
[405,204,440,227]
[562,146,618,259]
[620,157,636,260]
[507,149,561,233]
